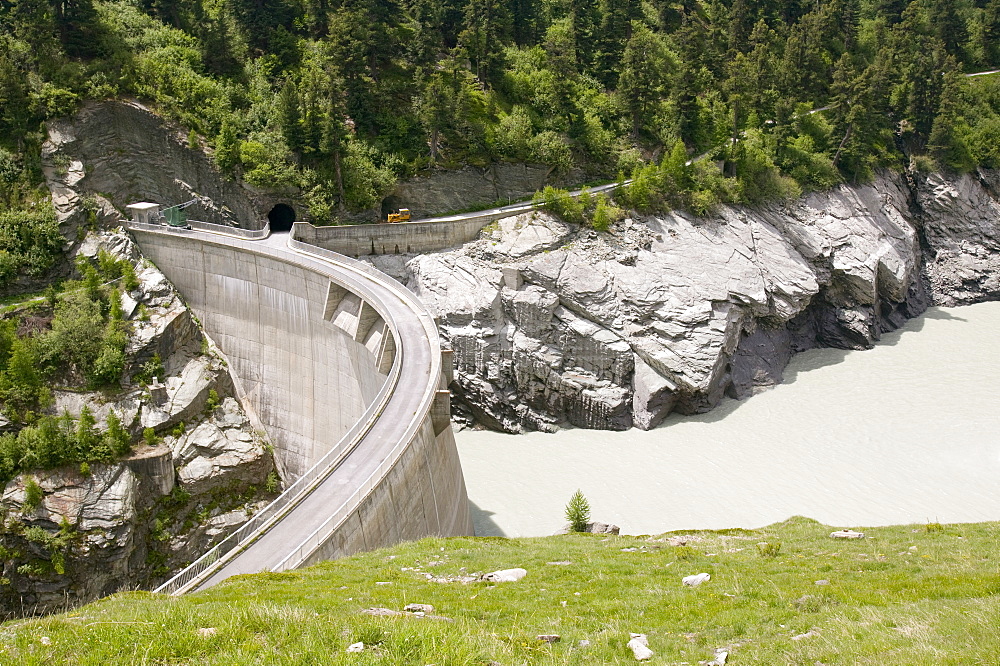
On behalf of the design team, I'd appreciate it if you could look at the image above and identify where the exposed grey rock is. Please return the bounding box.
[555,521,620,535]
[830,529,865,539]
[363,607,404,616]
[140,355,233,432]
[917,170,1000,305]
[482,567,527,582]
[171,398,271,493]
[384,163,552,220]
[389,170,1000,432]
[404,603,435,613]
[490,212,571,258]
[706,648,729,665]
[628,633,654,661]
[42,100,268,229]
[682,573,711,587]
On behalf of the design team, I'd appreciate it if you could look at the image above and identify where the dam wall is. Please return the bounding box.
[132,226,473,588]
[135,231,384,479]
[291,208,519,256]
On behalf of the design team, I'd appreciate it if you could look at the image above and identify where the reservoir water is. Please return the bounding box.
[457,303,1000,536]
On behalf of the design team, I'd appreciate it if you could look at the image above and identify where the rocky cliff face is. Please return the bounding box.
[917,170,1000,305]
[0,231,276,619]
[383,163,553,220]
[370,169,1000,433]
[42,100,269,235]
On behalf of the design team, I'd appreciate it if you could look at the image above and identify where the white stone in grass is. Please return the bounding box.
[627,633,654,661]
[482,567,527,582]
[682,573,711,587]
[346,642,364,653]
[39,636,52,646]
[404,603,434,613]
[706,648,729,665]
[830,529,865,539]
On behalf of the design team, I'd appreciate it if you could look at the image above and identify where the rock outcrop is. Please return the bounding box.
[383,164,553,220]
[0,231,276,619]
[916,170,1000,305]
[373,169,1000,432]
[42,100,269,235]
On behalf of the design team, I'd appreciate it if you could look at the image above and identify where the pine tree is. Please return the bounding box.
[929,58,975,171]
[76,406,99,459]
[927,0,967,58]
[543,18,579,130]
[508,0,542,46]
[618,22,672,138]
[593,0,641,87]
[460,0,512,84]
[564,489,591,532]
[979,0,1000,66]
[215,121,241,174]
[277,80,304,152]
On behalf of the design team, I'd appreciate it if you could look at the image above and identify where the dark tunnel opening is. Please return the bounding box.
[267,203,295,232]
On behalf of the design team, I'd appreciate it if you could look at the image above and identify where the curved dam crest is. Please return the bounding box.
[131,226,473,588]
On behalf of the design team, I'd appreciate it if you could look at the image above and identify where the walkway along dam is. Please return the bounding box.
[128,218,474,594]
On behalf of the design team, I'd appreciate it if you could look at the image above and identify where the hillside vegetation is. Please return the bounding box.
[1,517,998,664]
[2,0,1000,235]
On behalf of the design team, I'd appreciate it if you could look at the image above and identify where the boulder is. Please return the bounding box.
[682,573,711,587]
[482,567,527,582]
[627,633,654,661]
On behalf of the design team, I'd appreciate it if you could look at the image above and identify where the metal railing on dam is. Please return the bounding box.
[128,220,473,595]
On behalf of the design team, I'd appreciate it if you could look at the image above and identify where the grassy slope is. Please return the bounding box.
[1,516,999,664]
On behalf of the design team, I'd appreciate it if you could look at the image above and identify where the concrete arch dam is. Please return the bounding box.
[130,224,473,593]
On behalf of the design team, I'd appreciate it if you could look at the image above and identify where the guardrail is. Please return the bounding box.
[188,220,270,239]
[132,218,271,240]
[132,224,407,595]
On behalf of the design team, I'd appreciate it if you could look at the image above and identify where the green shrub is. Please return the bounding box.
[22,477,43,512]
[265,470,279,494]
[134,353,165,385]
[120,260,140,292]
[143,427,159,447]
[534,186,585,224]
[0,206,65,288]
[205,388,220,412]
[564,489,590,532]
[591,195,623,232]
[756,541,782,557]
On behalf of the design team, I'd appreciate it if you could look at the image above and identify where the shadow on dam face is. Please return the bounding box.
[267,203,295,232]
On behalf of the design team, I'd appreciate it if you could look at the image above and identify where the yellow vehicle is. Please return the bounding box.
[387,208,411,223]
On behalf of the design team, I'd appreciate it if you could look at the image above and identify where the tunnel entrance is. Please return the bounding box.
[267,203,295,232]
